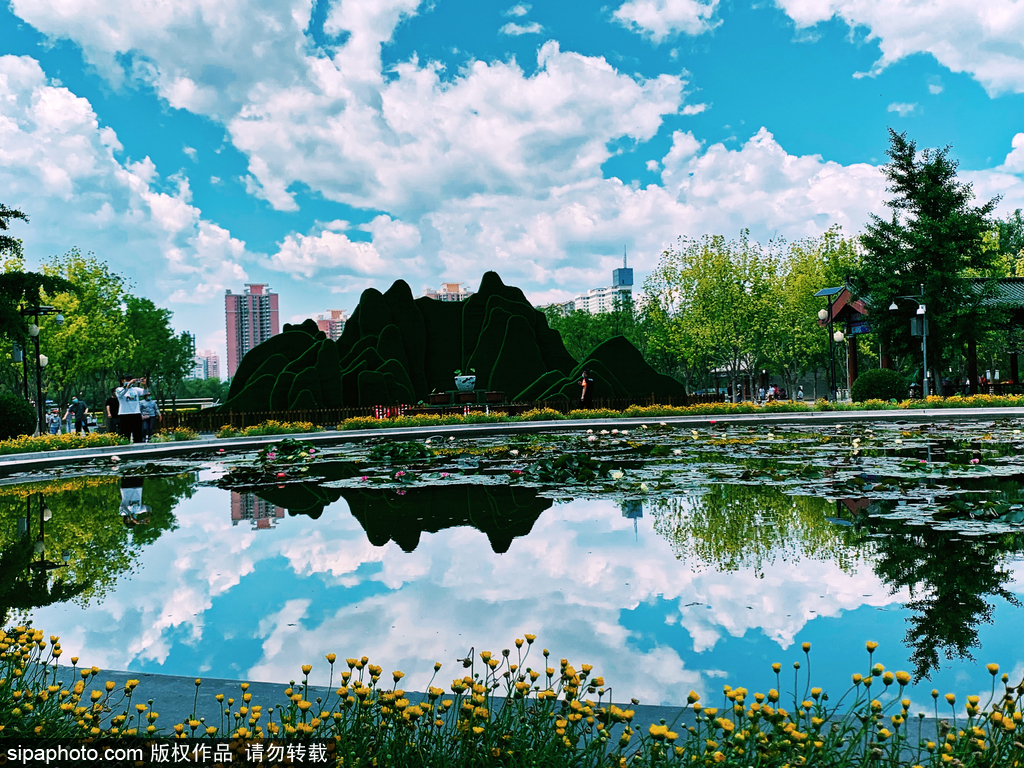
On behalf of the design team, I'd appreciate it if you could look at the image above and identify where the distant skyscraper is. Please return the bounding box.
[572,249,634,315]
[225,284,280,378]
[315,310,348,341]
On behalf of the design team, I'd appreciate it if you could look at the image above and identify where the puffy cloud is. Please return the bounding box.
[0,54,249,305]
[231,41,686,216]
[269,227,387,278]
[9,0,315,118]
[774,0,1024,95]
[504,3,531,17]
[1001,133,1024,174]
[613,0,721,42]
[887,102,917,116]
[500,21,544,35]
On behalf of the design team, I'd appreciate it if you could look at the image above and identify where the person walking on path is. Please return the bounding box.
[140,392,161,442]
[64,397,89,434]
[579,369,595,409]
[105,388,120,434]
[45,407,61,435]
[116,376,146,443]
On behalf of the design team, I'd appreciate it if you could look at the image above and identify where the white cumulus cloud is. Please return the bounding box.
[773,0,1024,95]
[613,0,721,42]
[500,21,544,35]
[887,101,917,116]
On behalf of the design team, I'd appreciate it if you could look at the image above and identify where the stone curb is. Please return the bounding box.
[3,407,1024,478]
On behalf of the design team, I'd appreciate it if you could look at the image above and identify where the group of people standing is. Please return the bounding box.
[106,376,162,442]
[43,376,161,442]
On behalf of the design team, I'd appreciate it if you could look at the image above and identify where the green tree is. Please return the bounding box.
[644,232,776,399]
[39,249,134,408]
[124,297,194,405]
[855,129,1000,388]
[0,204,28,260]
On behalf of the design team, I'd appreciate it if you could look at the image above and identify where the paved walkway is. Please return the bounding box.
[3,407,1024,478]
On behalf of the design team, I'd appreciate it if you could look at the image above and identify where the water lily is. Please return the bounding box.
[600,430,609,435]
[639,482,649,492]
[672,449,682,455]
[395,470,406,477]
[970,458,980,465]
[620,429,629,435]
[360,475,369,482]
[641,424,648,429]
[111,456,120,462]
[440,472,450,478]
[586,429,593,434]
[610,470,624,480]
[308,448,316,454]
[512,469,523,475]
[659,422,666,427]
[587,436,597,442]
[510,449,519,456]
[611,429,619,435]
[267,452,277,460]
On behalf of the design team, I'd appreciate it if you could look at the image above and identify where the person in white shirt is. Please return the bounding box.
[116,375,147,443]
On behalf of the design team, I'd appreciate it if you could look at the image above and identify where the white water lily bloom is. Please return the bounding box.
[639,482,649,492]
[587,435,597,442]
[425,439,431,445]
[691,431,699,438]
[641,424,648,429]
[510,449,519,456]
[894,439,903,444]
[587,429,593,434]
[620,429,629,435]
[600,430,609,435]
[659,422,667,427]
[448,437,455,442]
[611,470,624,480]
[672,449,682,456]
[611,429,619,435]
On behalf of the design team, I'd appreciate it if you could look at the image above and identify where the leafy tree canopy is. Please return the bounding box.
[854,129,1000,383]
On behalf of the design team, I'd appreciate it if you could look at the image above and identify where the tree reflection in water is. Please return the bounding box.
[648,485,865,576]
[841,498,1024,679]
[0,474,193,624]
[648,482,1024,679]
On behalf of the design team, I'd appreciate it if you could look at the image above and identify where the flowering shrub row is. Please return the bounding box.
[0,431,127,456]
[216,420,324,439]
[150,426,201,442]
[3,626,1022,767]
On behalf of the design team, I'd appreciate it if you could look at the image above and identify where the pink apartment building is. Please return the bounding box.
[225,284,280,378]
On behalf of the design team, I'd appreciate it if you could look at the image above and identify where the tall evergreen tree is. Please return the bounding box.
[855,129,999,387]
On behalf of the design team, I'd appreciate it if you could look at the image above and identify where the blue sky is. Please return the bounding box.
[3,0,1024,362]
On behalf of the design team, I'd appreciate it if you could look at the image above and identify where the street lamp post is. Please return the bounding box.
[815,287,844,402]
[889,284,928,398]
[19,305,64,435]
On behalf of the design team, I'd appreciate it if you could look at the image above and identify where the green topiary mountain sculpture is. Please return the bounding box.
[219,272,685,411]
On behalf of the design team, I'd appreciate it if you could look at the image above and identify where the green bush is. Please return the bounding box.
[851,368,907,402]
[0,392,35,440]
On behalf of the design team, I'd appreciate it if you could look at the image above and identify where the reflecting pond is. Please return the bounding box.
[2,419,1024,709]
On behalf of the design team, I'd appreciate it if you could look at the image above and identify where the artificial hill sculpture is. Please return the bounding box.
[220,271,685,411]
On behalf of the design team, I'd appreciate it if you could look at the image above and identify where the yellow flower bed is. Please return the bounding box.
[0,431,126,456]
[216,420,323,439]
[3,626,1022,767]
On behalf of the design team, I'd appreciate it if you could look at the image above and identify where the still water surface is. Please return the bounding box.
[3,423,1024,712]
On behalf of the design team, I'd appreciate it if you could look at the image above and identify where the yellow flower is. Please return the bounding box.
[987,663,999,675]
[393,670,405,682]
[896,671,911,685]
[945,693,956,705]
[866,641,878,653]
[301,664,313,675]
[802,642,811,652]
[325,654,337,664]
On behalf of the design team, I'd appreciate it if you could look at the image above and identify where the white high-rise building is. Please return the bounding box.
[572,251,634,315]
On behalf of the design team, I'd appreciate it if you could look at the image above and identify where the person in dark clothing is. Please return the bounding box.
[64,397,89,434]
[105,388,120,434]
[580,369,595,409]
